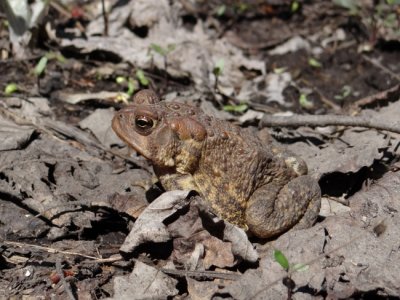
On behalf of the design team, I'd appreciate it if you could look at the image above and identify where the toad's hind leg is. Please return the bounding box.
[245,176,321,238]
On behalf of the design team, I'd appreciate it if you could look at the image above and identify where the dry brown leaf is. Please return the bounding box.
[107,261,178,300]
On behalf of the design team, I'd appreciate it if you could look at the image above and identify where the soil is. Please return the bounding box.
[0,0,399,299]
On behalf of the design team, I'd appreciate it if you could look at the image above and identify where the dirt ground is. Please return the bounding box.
[0,0,400,299]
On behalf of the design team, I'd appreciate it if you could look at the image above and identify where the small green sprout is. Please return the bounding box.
[386,0,400,4]
[273,250,309,273]
[223,103,248,113]
[136,69,149,86]
[116,76,126,84]
[34,56,48,76]
[116,76,137,96]
[150,43,176,57]
[213,59,225,77]
[216,5,226,16]
[33,52,66,76]
[291,1,300,12]
[274,250,290,271]
[212,59,225,91]
[4,83,18,95]
[334,85,352,100]
[332,0,359,14]
[236,3,249,13]
[299,94,314,109]
[273,67,287,74]
[308,58,322,68]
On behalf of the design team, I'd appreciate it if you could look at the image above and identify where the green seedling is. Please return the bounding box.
[334,85,352,100]
[223,103,248,113]
[308,58,322,68]
[149,43,176,86]
[332,0,359,14]
[216,5,226,16]
[115,92,130,103]
[115,76,126,85]
[136,69,149,87]
[274,250,290,271]
[386,0,400,4]
[213,59,225,77]
[116,76,136,96]
[299,93,314,109]
[4,83,18,95]
[150,43,176,57]
[33,52,66,76]
[274,249,309,299]
[235,3,249,13]
[34,56,48,76]
[273,67,287,74]
[291,1,300,12]
[213,59,225,91]
[274,249,309,273]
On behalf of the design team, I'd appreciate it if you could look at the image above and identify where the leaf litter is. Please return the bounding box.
[0,0,400,299]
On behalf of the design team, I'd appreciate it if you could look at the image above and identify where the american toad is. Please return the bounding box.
[112,90,321,238]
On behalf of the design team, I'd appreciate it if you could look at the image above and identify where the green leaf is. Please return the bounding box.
[216,5,226,16]
[167,44,176,52]
[223,103,248,113]
[334,85,352,100]
[332,0,359,13]
[236,3,249,13]
[213,59,225,76]
[292,263,309,272]
[55,53,66,63]
[308,58,322,68]
[273,67,287,74]
[136,69,149,86]
[386,0,400,4]
[34,56,48,76]
[299,93,314,109]
[150,43,167,56]
[274,250,289,271]
[4,83,18,95]
[115,76,126,84]
[127,78,136,96]
[291,1,300,12]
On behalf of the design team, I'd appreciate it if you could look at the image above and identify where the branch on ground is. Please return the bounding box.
[260,114,400,134]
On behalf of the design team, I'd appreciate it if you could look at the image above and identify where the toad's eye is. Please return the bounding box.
[135,116,154,132]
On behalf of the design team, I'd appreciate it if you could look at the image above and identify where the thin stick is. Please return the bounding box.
[101,0,108,36]
[260,114,400,134]
[160,268,239,281]
[362,55,400,82]
[3,241,99,260]
[56,258,76,300]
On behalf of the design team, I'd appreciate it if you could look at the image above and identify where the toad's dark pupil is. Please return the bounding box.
[135,117,153,128]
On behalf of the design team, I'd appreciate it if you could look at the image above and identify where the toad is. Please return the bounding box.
[112,90,321,238]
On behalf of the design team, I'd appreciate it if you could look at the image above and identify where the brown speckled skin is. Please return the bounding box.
[112,90,321,238]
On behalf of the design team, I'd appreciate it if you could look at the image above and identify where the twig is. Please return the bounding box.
[56,258,76,300]
[160,268,240,281]
[260,114,400,134]
[350,84,400,111]
[362,55,400,82]
[101,0,108,36]
[3,241,100,260]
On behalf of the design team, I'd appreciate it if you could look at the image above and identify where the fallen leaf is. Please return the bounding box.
[187,277,220,300]
[119,190,191,254]
[0,116,35,151]
[106,260,178,300]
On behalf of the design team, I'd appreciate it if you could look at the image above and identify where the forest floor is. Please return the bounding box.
[0,0,400,299]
